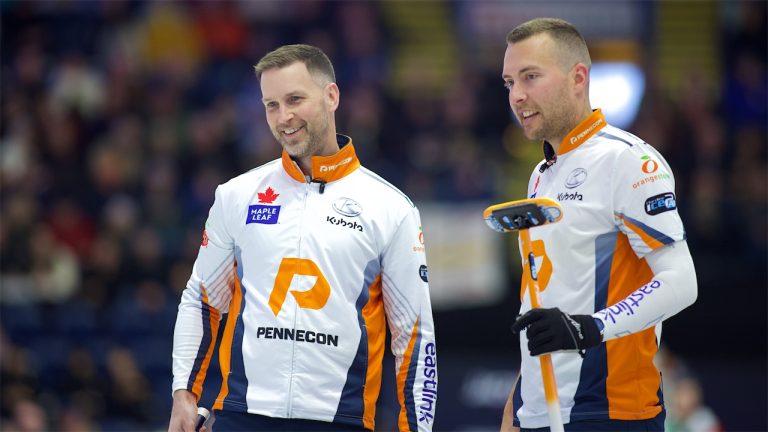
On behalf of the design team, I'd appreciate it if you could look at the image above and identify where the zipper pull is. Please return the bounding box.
[310,178,326,194]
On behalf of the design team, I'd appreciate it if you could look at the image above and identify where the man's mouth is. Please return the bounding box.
[519,110,539,125]
[282,125,304,136]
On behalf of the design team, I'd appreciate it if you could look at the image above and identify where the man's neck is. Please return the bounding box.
[296,158,313,176]
[297,134,341,176]
[549,106,593,153]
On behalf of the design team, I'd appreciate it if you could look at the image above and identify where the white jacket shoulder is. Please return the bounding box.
[220,159,282,192]
[356,166,416,210]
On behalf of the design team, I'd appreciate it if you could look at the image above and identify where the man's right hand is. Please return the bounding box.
[168,389,205,432]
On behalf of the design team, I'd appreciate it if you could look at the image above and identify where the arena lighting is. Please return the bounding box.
[589,62,645,129]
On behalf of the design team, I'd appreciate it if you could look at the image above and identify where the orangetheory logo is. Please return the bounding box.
[268,258,330,316]
[641,155,659,174]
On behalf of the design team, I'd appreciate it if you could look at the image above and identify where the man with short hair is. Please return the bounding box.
[169,44,437,432]
[499,18,697,431]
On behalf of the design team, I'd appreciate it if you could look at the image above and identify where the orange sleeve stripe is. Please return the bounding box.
[361,275,385,430]
[396,319,420,432]
[213,268,243,410]
[616,213,665,250]
[190,288,220,399]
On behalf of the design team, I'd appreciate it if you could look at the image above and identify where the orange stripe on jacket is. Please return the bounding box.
[361,274,385,430]
[396,318,420,432]
[213,267,243,410]
[190,287,221,399]
[616,213,665,250]
[605,234,663,420]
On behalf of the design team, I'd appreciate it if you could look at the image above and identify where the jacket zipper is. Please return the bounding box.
[286,180,311,417]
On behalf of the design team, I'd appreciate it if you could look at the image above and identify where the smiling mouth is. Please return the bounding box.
[519,110,540,126]
[282,125,304,136]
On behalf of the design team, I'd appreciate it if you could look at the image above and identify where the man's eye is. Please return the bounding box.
[504,81,513,90]
[526,74,537,80]
[288,96,301,104]
[266,102,277,109]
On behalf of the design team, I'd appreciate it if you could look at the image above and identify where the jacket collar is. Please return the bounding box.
[550,108,606,156]
[281,134,360,183]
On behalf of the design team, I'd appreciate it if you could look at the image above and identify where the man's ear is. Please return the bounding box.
[326,83,340,112]
[572,63,589,90]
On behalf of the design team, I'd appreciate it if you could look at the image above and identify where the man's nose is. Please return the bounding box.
[278,106,294,123]
[510,85,526,105]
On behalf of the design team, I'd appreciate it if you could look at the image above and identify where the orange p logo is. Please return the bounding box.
[268,258,330,316]
[520,239,553,300]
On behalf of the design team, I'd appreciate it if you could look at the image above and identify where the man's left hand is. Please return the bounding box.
[511,308,602,356]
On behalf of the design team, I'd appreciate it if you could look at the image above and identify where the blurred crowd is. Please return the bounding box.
[656,348,723,432]
[0,1,764,431]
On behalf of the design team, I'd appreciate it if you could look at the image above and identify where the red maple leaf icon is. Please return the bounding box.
[258,187,280,204]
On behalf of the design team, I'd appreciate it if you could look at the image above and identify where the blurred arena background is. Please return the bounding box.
[0,1,765,431]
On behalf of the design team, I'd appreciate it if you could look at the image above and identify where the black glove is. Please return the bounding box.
[511,308,602,357]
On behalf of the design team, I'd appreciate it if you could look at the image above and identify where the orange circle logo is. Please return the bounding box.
[642,159,658,174]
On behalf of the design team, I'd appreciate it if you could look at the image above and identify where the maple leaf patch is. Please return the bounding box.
[258,187,280,204]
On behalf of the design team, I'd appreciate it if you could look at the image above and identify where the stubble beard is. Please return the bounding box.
[527,85,577,144]
[275,112,330,160]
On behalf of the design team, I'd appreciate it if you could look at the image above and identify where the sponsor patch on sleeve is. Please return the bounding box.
[644,192,676,215]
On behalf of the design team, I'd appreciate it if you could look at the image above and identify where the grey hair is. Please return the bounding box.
[254,44,336,83]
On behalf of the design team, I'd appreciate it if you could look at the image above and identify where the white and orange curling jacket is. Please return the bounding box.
[172,135,437,431]
[513,110,696,428]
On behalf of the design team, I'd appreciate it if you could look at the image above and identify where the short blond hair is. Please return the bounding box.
[506,18,591,70]
[254,44,336,84]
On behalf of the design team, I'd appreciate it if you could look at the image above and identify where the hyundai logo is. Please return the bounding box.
[332,198,362,217]
[565,168,588,189]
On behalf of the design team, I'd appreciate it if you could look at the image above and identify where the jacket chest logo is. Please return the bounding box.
[328,197,364,232]
[246,187,281,225]
[332,197,362,217]
[564,168,587,189]
[556,191,583,201]
[326,215,363,232]
[555,168,587,201]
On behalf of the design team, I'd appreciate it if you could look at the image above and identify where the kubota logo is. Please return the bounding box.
[641,155,658,174]
[268,258,330,316]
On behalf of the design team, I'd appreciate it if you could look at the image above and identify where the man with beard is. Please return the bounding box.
[499,18,697,431]
[169,45,437,432]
